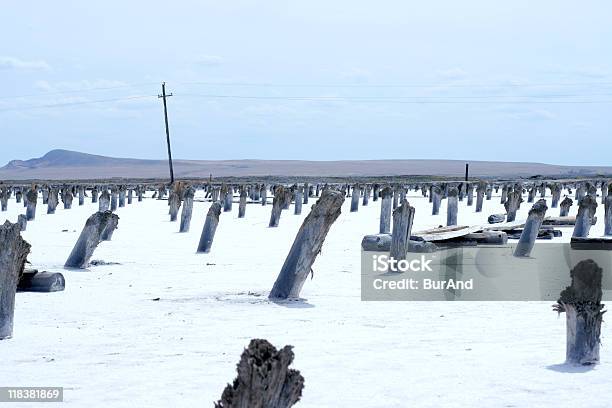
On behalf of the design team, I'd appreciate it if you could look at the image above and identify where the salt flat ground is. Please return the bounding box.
[0,189,610,408]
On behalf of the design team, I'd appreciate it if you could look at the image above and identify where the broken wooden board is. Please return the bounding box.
[412,225,482,242]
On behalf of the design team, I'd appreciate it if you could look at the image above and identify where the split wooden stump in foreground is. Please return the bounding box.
[215,339,304,408]
[554,259,605,365]
[269,190,344,300]
[0,221,31,340]
[64,211,119,268]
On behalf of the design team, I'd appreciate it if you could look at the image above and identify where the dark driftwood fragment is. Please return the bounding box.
[18,270,65,292]
[64,211,119,268]
[197,202,222,253]
[559,196,573,217]
[390,199,415,261]
[554,260,605,365]
[514,199,548,257]
[0,221,31,340]
[215,339,303,408]
[269,190,344,299]
[488,213,505,224]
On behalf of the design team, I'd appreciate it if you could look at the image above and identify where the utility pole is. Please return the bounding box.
[465,163,469,181]
[158,82,175,184]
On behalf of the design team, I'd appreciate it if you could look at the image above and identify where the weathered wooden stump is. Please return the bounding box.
[110,187,118,211]
[573,195,598,238]
[100,213,119,241]
[47,189,58,214]
[466,183,474,206]
[269,186,285,228]
[431,185,442,215]
[601,181,608,205]
[390,199,415,262]
[118,185,126,207]
[62,189,73,209]
[197,202,222,253]
[222,186,233,212]
[239,188,247,218]
[91,187,99,203]
[78,186,85,206]
[168,191,182,222]
[553,260,604,365]
[605,189,612,236]
[559,196,573,217]
[42,187,49,204]
[127,188,133,204]
[15,190,22,204]
[362,185,370,206]
[65,211,119,268]
[475,181,486,212]
[294,187,303,215]
[373,184,380,202]
[17,215,27,232]
[137,186,144,202]
[447,187,458,226]
[99,190,110,212]
[215,339,303,408]
[179,187,195,232]
[0,188,7,212]
[260,185,268,206]
[550,184,561,208]
[25,189,37,221]
[500,185,508,204]
[350,184,360,212]
[504,188,523,222]
[0,221,31,340]
[485,186,492,200]
[514,199,548,257]
[269,190,344,299]
[528,186,536,203]
[379,186,393,234]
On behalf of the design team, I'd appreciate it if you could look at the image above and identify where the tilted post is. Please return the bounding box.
[65,211,119,268]
[514,199,548,257]
[379,186,393,234]
[554,260,604,365]
[573,195,598,238]
[197,202,222,253]
[269,186,285,228]
[0,221,31,340]
[269,190,344,299]
[180,186,195,232]
[447,187,459,226]
[390,199,415,262]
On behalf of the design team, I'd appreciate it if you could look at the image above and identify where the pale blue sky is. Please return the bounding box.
[2,0,612,166]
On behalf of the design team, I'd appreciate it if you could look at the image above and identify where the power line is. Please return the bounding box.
[0,82,160,100]
[0,95,156,112]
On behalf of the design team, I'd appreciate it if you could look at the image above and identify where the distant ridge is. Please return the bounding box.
[1,149,611,180]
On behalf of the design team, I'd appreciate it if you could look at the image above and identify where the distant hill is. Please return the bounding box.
[1,149,611,180]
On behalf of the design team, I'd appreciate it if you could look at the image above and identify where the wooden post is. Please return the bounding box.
[601,181,608,205]
[223,185,233,212]
[466,183,474,206]
[0,221,31,340]
[92,187,99,203]
[475,181,486,212]
[62,188,73,209]
[64,211,119,268]
[350,184,360,212]
[573,195,598,238]
[197,202,222,253]
[127,188,133,205]
[560,196,573,217]
[373,184,380,202]
[180,186,195,232]
[431,185,442,215]
[78,186,85,206]
[269,190,344,299]
[25,189,37,221]
[239,187,247,218]
[261,185,268,206]
[269,186,285,227]
[392,187,399,210]
[294,186,303,215]
[42,187,49,204]
[504,188,523,222]
[379,186,393,234]
[110,187,118,211]
[98,190,110,212]
[0,188,7,212]
[100,213,119,241]
[485,185,492,200]
[514,199,548,257]
[215,339,303,408]
[362,185,370,206]
[168,191,182,222]
[303,183,309,205]
[447,187,458,226]
[118,185,126,207]
[500,185,508,204]
[17,214,27,231]
[47,189,58,214]
[390,199,415,262]
[15,190,22,204]
[605,189,612,236]
[137,186,143,202]
[528,186,536,203]
[550,184,561,208]
[554,260,604,365]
